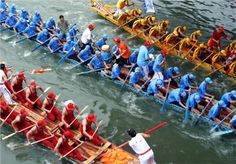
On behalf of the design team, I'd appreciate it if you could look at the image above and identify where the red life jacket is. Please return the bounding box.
[12,78,23,92]
[44,99,53,110]
[28,87,38,101]
[64,110,74,122]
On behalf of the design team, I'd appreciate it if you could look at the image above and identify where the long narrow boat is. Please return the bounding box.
[89,0,236,78]
[0,8,234,133]
[0,92,138,163]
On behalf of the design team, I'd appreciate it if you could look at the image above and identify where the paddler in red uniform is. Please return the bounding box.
[54,130,85,161]
[11,71,28,104]
[0,100,17,124]
[25,81,43,109]
[11,108,32,132]
[207,26,230,50]
[41,92,61,122]
[26,120,57,149]
[80,113,104,146]
[61,101,80,129]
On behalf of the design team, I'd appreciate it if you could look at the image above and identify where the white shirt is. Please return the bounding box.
[81,28,91,44]
[0,70,6,83]
[128,133,150,155]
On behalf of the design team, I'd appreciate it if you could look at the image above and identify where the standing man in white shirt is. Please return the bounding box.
[81,23,95,52]
[127,128,156,164]
[0,63,14,105]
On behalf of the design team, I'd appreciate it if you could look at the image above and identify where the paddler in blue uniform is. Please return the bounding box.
[167,88,187,109]
[4,13,17,27]
[198,77,213,103]
[63,37,79,60]
[13,18,28,33]
[69,25,79,41]
[111,63,125,82]
[129,48,139,66]
[9,4,17,15]
[152,50,167,80]
[129,67,144,92]
[78,45,92,62]
[186,93,201,113]
[220,90,236,107]
[32,11,43,27]
[46,17,56,32]
[48,35,63,53]
[96,34,108,50]
[164,67,180,87]
[0,0,8,10]
[20,8,29,20]
[88,50,109,70]
[230,115,236,129]
[208,100,228,121]
[36,29,50,44]
[147,79,165,99]
[23,22,40,38]
[101,45,112,65]
[180,73,197,91]
[0,8,8,22]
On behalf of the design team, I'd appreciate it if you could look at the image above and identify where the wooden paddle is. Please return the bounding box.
[206,61,235,76]
[92,120,103,138]
[183,88,192,124]
[12,86,28,95]
[119,64,135,94]
[113,16,139,32]
[15,33,37,44]
[127,26,153,41]
[31,37,52,52]
[68,55,94,70]
[211,129,234,138]
[32,87,51,105]
[75,68,105,76]
[58,141,84,160]
[182,42,198,58]
[192,51,214,71]
[69,105,89,127]
[160,79,171,114]
[0,106,17,127]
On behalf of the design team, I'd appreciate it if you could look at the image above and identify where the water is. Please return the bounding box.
[0,0,236,163]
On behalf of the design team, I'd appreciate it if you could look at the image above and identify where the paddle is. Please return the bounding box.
[192,52,214,71]
[32,87,51,105]
[182,42,198,58]
[15,33,37,44]
[75,68,105,76]
[113,16,139,32]
[211,129,234,138]
[168,39,182,52]
[160,79,171,114]
[31,37,52,52]
[193,97,214,125]
[206,61,235,76]
[12,86,28,96]
[68,105,89,127]
[40,46,63,60]
[210,108,236,133]
[5,32,23,40]
[119,64,135,94]
[0,26,12,32]
[58,141,84,160]
[0,106,17,127]
[138,79,150,92]
[127,26,152,41]
[183,88,191,124]
[2,124,35,140]
[92,120,103,138]
[68,55,94,70]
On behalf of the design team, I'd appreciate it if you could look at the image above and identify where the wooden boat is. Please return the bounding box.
[89,0,236,78]
[0,94,138,163]
[0,10,234,133]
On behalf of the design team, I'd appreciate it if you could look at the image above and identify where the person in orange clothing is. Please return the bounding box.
[26,120,57,149]
[11,71,28,104]
[25,81,44,109]
[80,113,104,146]
[54,130,85,162]
[61,101,80,130]
[0,100,17,124]
[11,108,32,133]
[113,38,131,66]
[41,92,61,122]
[207,26,230,50]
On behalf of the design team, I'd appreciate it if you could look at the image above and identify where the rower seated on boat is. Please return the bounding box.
[101,45,112,65]
[152,50,167,80]
[0,0,8,10]
[68,25,79,41]
[26,120,57,149]
[88,50,109,71]
[230,115,236,129]
[211,50,227,66]
[185,93,202,115]
[61,100,80,129]
[111,63,125,83]
[77,45,92,62]
[192,43,211,61]
[178,37,195,57]
[11,108,31,132]
[207,26,230,51]
[80,113,104,146]
[208,100,231,122]
[45,17,56,33]
[189,30,202,43]
[25,80,44,109]
[113,37,131,66]
[19,8,30,20]
[114,0,134,18]
[129,67,144,92]
[0,100,17,123]
[197,77,213,104]
[146,79,166,99]
[127,128,156,164]
[149,20,170,42]
[0,8,8,22]
[11,71,28,104]
[48,35,63,53]
[13,18,28,33]
[164,26,187,44]
[220,90,236,108]
[63,37,79,60]
[129,48,139,66]
[41,92,61,122]
[132,18,146,34]
[96,34,108,50]
[167,88,187,109]
[54,130,85,161]
[9,4,17,15]
[164,67,181,88]
[23,22,41,38]
[32,11,43,27]
[117,10,131,25]
[36,29,51,44]
[4,13,17,28]
[180,73,197,91]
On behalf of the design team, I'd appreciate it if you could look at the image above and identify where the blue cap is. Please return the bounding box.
[156,79,164,87]
[35,11,40,15]
[218,100,226,108]
[188,73,196,80]
[173,67,180,74]
[49,17,54,21]
[43,29,48,35]
[10,4,16,10]
[231,90,236,98]
[205,77,213,84]
[194,94,201,103]
[180,91,187,98]
[103,34,108,40]
[95,50,101,55]
[73,25,78,31]
[135,67,141,73]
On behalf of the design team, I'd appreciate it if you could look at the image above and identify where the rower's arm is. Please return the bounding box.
[82,120,93,139]
[54,137,62,153]
[61,110,70,127]
[41,99,50,113]
[26,126,36,143]
[141,133,150,138]
[179,102,188,109]
[25,89,34,104]
[11,115,21,132]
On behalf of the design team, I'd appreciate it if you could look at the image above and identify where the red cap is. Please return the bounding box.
[161,49,169,55]
[47,92,56,100]
[20,108,28,116]
[66,103,75,111]
[30,81,37,87]
[37,120,47,126]
[88,23,95,30]
[144,40,151,47]
[218,26,224,32]
[87,113,97,122]
[63,130,74,138]
[0,100,7,110]
[113,38,121,43]
[18,71,25,79]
